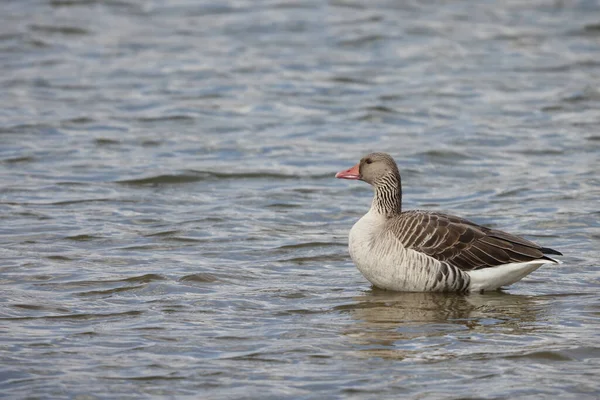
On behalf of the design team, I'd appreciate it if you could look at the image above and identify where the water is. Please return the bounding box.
[1,0,599,398]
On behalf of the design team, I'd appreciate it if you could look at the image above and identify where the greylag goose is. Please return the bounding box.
[336,152,562,292]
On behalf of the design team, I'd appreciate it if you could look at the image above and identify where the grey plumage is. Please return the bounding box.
[356,152,562,272]
[337,152,562,292]
[386,210,561,272]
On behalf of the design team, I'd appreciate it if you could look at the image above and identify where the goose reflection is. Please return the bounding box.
[337,288,542,360]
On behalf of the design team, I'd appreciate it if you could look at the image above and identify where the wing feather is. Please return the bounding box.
[387,210,560,271]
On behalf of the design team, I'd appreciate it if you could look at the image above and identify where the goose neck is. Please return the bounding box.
[372,173,402,216]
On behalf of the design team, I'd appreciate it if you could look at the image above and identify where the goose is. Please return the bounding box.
[335,152,562,293]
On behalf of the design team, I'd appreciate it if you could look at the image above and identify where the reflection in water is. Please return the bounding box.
[337,289,543,360]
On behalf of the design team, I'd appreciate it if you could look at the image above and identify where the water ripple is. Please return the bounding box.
[0,0,599,398]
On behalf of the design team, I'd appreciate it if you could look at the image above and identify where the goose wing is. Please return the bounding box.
[388,210,561,271]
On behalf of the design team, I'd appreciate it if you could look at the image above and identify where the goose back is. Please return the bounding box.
[386,210,561,271]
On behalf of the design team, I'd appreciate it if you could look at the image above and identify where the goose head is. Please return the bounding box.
[336,152,403,215]
[335,152,400,187]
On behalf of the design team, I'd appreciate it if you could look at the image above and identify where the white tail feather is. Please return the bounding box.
[467,259,557,292]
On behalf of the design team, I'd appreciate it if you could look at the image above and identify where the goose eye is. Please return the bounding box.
[365,158,373,164]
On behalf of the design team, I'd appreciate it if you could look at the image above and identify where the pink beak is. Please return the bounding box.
[335,163,361,180]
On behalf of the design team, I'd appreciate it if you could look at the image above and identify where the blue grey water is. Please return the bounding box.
[1,0,599,398]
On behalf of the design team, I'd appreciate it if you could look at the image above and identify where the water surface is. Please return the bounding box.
[1,0,600,398]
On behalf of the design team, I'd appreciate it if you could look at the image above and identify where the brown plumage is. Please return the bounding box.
[335,152,562,278]
[387,210,561,271]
